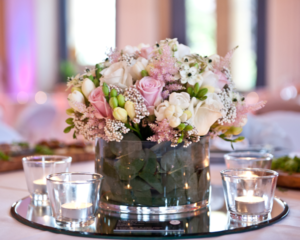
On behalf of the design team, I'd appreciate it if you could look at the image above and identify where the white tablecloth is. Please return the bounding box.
[1,162,300,240]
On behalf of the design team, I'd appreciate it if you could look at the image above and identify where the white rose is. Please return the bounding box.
[188,95,223,135]
[130,57,149,80]
[174,44,191,59]
[154,101,169,121]
[169,92,190,109]
[123,45,139,56]
[81,78,95,98]
[100,62,133,89]
[68,90,85,112]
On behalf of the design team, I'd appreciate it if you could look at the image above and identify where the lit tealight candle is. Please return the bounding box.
[235,196,265,214]
[240,172,258,178]
[33,178,47,194]
[61,202,93,220]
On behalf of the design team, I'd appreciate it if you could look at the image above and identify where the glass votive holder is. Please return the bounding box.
[22,155,72,202]
[220,168,278,222]
[46,172,103,228]
[224,152,273,169]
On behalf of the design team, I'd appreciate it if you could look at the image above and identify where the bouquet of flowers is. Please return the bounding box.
[65,38,265,147]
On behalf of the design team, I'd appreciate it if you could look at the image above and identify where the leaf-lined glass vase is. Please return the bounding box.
[95,133,211,214]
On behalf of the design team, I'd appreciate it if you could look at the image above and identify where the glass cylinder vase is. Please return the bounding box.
[95,134,211,214]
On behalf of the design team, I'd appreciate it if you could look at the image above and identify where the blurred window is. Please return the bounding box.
[185,0,217,56]
[66,0,116,66]
[185,0,257,91]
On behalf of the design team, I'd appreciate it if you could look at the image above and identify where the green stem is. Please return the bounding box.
[125,123,143,140]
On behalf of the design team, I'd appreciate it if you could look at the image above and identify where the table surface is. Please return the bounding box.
[1,162,300,240]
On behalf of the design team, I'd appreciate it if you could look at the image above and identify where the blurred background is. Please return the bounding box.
[0,0,299,151]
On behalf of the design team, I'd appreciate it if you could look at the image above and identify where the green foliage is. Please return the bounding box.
[34,145,54,155]
[64,125,74,133]
[272,155,300,174]
[0,151,9,161]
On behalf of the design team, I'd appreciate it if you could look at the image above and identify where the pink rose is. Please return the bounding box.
[136,77,164,115]
[89,87,113,119]
[140,46,154,59]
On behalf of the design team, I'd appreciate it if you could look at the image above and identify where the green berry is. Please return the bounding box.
[141,70,149,77]
[109,97,118,109]
[117,94,125,108]
[185,125,193,131]
[110,89,118,97]
[102,85,109,97]
[177,123,186,131]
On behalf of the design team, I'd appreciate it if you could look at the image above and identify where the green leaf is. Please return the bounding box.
[65,118,73,125]
[114,151,145,180]
[0,151,9,161]
[141,149,157,174]
[133,189,152,206]
[34,145,53,155]
[186,172,199,202]
[130,177,152,191]
[139,171,163,194]
[73,131,77,139]
[64,125,74,133]
[66,108,74,116]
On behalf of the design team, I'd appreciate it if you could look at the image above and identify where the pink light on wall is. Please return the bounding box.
[5,0,36,100]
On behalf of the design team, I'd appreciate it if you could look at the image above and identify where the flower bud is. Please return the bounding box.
[179,113,187,122]
[172,44,178,52]
[124,101,136,120]
[173,105,183,118]
[183,110,192,120]
[194,83,200,94]
[109,97,118,109]
[146,63,154,74]
[169,116,181,128]
[117,94,125,108]
[82,78,96,98]
[164,105,175,119]
[71,87,82,93]
[113,107,128,123]
[68,90,85,111]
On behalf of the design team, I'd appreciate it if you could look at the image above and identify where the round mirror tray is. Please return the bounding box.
[11,185,289,239]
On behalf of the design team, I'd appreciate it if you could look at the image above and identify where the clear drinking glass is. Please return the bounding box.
[221,169,278,222]
[47,172,103,227]
[224,152,273,169]
[22,155,72,202]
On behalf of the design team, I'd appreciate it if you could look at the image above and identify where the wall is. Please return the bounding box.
[267,0,300,91]
[117,0,171,49]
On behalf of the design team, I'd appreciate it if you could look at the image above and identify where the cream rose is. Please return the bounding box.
[168,92,190,109]
[100,62,133,89]
[130,57,149,80]
[188,94,223,135]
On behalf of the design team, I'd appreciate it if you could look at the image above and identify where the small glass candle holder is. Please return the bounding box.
[46,172,103,228]
[22,155,72,202]
[224,152,273,169]
[221,168,278,222]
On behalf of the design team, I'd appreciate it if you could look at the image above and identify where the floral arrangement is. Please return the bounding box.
[65,38,265,147]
